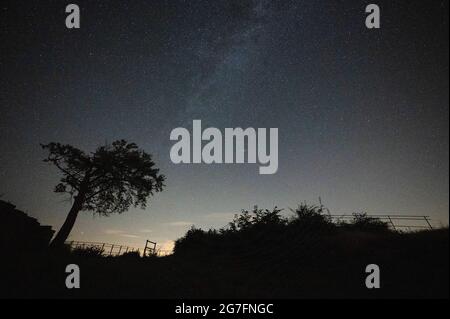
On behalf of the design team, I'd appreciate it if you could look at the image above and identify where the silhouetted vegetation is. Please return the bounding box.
[173,204,392,257]
[118,251,141,259]
[71,246,105,258]
[42,140,165,247]
[338,212,391,232]
[0,200,447,298]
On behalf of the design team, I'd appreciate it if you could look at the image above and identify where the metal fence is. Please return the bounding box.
[328,214,433,231]
[67,240,173,257]
[66,215,434,258]
[66,240,140,256]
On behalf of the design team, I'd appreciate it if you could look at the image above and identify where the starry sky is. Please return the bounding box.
[1,0,448,252]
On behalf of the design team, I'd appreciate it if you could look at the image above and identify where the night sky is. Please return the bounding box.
[1,0,448,252]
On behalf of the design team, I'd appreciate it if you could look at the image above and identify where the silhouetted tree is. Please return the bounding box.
[42,140,165,247]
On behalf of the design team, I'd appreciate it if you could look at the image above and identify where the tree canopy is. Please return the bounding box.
[42,140,165,216]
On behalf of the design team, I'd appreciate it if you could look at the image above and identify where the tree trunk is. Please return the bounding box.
[50,194,84,248]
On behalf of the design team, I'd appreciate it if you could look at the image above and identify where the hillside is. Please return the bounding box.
[1,205,448,298]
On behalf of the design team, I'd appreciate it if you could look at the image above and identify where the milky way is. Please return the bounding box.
[1,0,448,250]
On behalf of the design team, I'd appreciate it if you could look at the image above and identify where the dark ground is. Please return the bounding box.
[1,228,448,299]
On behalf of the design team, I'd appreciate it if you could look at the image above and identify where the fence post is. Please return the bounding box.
[109,244,114,256]
[387,216,397,231]
[424,216,433,230]
[144,240,149,257]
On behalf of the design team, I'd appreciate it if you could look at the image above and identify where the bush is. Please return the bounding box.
[173,227,221,255]
[340,213,391,233]
[228,206,286,232]
[119,251,141,259]
[173,203,395,259]
[290,203,334,232]
[71,246,105,258]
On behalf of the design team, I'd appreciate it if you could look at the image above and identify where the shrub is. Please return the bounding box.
[119,251,141,259]
[173,227,221,255]
[341,213,391,233]
[173,203,394,259]
[290,203,334,232]
[228,206,286,232]
[71,246,105,258]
